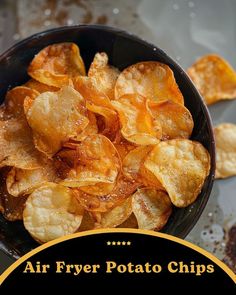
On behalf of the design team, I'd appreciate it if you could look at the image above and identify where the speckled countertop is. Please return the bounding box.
[0,0,235,274]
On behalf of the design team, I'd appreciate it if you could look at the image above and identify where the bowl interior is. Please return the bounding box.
[0,25,215,259]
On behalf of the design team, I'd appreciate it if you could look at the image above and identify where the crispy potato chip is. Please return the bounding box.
[73,76,113,108]
[23,182,84,243]
[187,54,236,105]
[6,161,58,197]
[214,123,236,178]
[26,86,89,156]
[132,188,172,230]
[25,79,59,93]
[144,140,210,207]
[86,103,119,140]
[74,176,139,212]
[88,52,120,100]
[60,134,120,188]
[0,167,28,221]
[111,94,161,145]
[79,183,116,196]
[114,140,136,161]
[78,211,95,231]
[118,213,138,228]
[5,86,39,117]
[147,100,194,140]
[23,96,34,114]
[28,42,86,87]
[99,197,132,228]
[123,145,163,188]
[123,145,153,180]
[73,76,119,138]
[115,61,184,104]
[0,117,44,169]
[74,111,98,141]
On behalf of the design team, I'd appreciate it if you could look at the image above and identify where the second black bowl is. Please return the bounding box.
[0,25,215,259]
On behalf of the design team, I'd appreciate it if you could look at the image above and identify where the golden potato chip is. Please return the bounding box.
[115,61,184,104]
[114,140,136,161]
[5,86,39,117]
[0,117,44,169]
[28,42,86,87]
[132,188,172,230]
[187,54,236,105]
[26,86,89,156]
[214,123,236,178]
[144,140,210,207]
[6,161,58,197]
[23,182,84,243]
[78,211,95,231]
[123,145,163,188]
[118,213,138,228]
[25,79,59,93]
[74,176,139,212]
[23,96,34,114]
[60,134,120,188]
[99,197,132,228]
[88,52,120,100]
[73,76,119,138]
[111,94,161,145]
[123,145,153,180]
[0,167,28,221]
[147,100,194,140]
[79,183,116,196]
[74,111,98,141]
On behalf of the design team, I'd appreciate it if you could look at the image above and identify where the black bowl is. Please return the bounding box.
[0,25,215,259]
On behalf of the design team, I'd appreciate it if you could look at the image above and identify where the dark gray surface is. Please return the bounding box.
[0,254,14,274]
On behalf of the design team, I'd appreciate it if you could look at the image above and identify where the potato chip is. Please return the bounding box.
[0,167,28,221]
[147,100,194,140]
[118,213,138,228]
[114,140,136,161]
[79,183,116,196]
[144,140,210,207]
[74,176,139,212]
[74,111,98,141]
[132,188,172,230]
[28,42,86,87]
[123,145,163,188]
[23,96,34,114]
[187,54,236,105]
[115,61,184,104]
[214,123,236,178]
[88,52,120,100]
[111,94,161,145]
[23,182,84,243]
[26,86,89,156]
[25,79,59,93]
[73,76,119,138]
[6,161,58,197]
[60,134,120,188]
[123,145,153,180]
[99,197,132,228]
[78,211,95,231]
[0,117,44,169]
[5,86,39,117]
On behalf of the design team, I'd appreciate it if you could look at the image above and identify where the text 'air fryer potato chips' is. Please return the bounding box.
[0,42,210,243]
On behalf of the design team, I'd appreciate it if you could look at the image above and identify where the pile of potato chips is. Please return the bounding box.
[0,42,211,243]
[187,54,236,179]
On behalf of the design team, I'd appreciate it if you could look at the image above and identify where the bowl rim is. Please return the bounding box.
[0,24,216,259]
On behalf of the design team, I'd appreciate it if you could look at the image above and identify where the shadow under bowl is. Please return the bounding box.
[0,25,215,259]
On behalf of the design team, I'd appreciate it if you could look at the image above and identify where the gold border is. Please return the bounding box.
[0,229,235,284]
